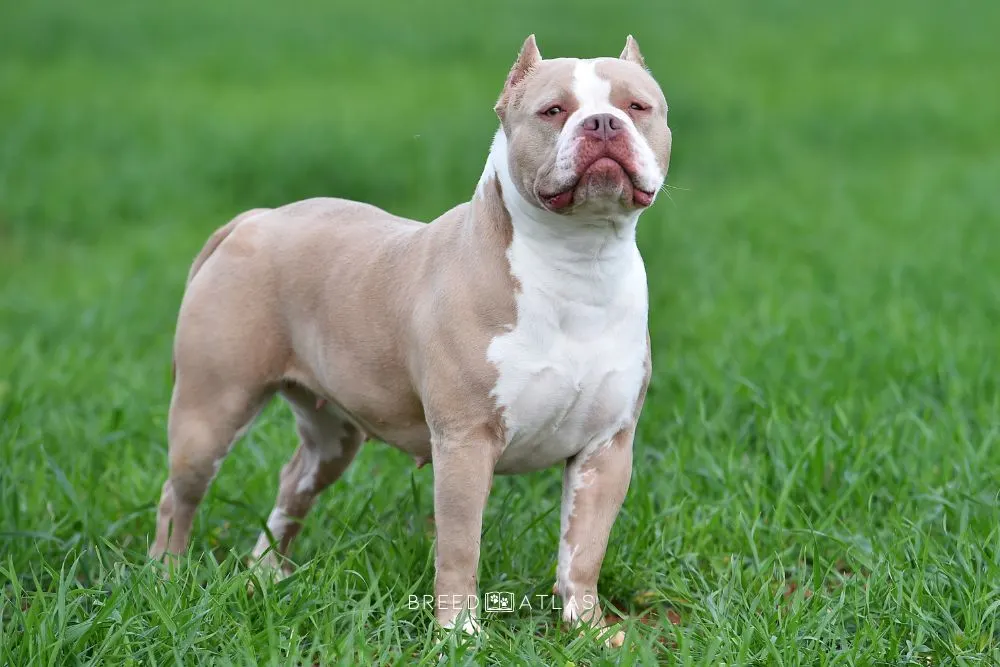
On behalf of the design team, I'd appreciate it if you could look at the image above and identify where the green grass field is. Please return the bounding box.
[2,0,999,663]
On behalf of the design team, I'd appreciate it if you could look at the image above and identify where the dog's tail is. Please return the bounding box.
[172,208,271,382]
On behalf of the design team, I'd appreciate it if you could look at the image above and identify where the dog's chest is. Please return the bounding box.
[488,244,648,474]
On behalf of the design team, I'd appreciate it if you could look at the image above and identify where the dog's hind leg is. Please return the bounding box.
[151,208,282,565]
[250,385,365,577]
[150,379,272,562]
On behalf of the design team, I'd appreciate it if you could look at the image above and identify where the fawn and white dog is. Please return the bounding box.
[150,35,671,645]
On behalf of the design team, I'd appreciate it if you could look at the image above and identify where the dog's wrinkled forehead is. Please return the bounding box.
[507,59,576,110]
[515,59,665,115]
[593,59,667,109]
[494,35,667,121]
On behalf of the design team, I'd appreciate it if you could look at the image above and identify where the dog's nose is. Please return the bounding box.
[580,113,622,141]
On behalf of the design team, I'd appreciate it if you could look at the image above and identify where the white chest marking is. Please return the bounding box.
[487,228,648,474]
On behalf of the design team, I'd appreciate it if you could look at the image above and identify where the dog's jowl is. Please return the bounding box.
[150,34,671,647]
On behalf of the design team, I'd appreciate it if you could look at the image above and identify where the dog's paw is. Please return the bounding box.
[603,628,626,648]
[434,618,483,662]
[440,613,481,636]
[576,624,626,649]
[246,553,292,595]
[557,590,626,649]
[148,550,181,581]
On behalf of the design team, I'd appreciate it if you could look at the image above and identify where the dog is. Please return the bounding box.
[150,34,671,646]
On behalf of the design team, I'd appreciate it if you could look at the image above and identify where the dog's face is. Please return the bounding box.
[495,35,671,221]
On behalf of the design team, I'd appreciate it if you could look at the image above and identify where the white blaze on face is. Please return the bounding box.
[567,60,616,136]
[551,59,665,194]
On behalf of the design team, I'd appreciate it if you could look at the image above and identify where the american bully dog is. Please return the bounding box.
[150,34,671,646]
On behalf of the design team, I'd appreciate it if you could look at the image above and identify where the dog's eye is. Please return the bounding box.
[629,102,647,111]
[543,105,564,117]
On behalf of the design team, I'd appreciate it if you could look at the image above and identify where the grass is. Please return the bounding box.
[2,0,999,663]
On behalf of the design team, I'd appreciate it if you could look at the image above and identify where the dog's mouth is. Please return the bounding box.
[541,157,655,212]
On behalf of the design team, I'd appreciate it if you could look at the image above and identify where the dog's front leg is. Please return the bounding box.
[431,430,499,634]
[556,427,634,647]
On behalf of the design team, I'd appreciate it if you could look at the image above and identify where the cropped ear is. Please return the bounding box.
[619,34,647,68]
[494,34,542,117]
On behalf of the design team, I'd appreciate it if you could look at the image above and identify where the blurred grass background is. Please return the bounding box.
[2,0,999,663]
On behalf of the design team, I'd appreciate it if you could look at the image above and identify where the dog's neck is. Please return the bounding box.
[474,128,642,271]
[471,128,643,305]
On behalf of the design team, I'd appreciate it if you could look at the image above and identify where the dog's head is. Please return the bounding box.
[493,35,671,223]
